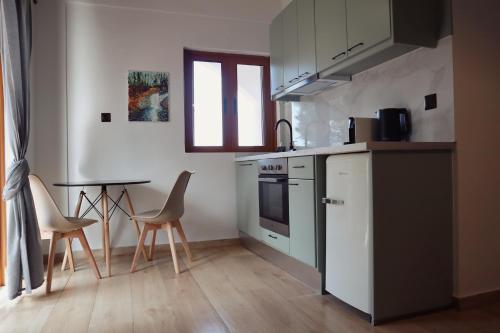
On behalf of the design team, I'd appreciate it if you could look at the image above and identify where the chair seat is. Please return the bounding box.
[56,217,97,232]
[133,209,162,223]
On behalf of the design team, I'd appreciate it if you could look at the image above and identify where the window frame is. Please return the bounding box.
[184,49,276,153]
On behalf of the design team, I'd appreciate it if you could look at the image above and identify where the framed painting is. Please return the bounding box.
[128,71,169,121]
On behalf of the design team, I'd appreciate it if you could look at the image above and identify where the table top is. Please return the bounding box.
[53,180,151,187]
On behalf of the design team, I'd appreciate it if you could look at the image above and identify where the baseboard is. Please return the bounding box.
[43,238,241,264]
[454,289,500,310]
[240,231,322,292]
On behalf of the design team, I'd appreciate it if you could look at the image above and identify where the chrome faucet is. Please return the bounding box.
[275,119,295,151]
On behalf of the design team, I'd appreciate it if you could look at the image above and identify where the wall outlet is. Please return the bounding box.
[101,113,111,122]
[425,94,437,110]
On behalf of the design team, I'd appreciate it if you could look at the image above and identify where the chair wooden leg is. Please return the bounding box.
[123,189,148,261]
[130,224,150,273]
[63,190,85,271]
[174,220,192,263]
[46,232,60,294]
[149,229,157,261]
[164,223,180,274]
[76,229,101,279]
[63,238,75,272]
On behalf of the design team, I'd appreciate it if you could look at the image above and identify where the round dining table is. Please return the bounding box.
[53,179,151,277]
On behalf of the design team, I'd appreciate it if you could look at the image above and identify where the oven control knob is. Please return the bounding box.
[261,166,267,171]
[276,165,282,171]
[269,165,274,170]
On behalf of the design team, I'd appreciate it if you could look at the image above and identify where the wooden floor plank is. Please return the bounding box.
[87,256,133,333]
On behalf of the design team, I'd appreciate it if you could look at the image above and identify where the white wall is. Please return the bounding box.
[32,0,282,251]
[278,36,455,149]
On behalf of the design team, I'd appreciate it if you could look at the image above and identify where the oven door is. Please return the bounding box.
[258,175,289,237]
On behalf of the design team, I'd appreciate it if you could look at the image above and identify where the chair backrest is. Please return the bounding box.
[29,174,67,231]
[157,171,193,222]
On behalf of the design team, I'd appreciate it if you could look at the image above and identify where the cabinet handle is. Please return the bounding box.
[288,77,299,83]
[331,51,346,60]
[238,163,253,166]
[268,234,278,239]
[288,183,299,186]
[292,165,305,169]
[321,198,345,206]
[299,72,310,78]
[348,42,365,52]
[275,85,284,91]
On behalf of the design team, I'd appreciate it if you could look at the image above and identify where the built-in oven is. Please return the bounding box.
[258,158,289,237]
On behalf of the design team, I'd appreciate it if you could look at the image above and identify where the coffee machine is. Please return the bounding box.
[376,108,411,141]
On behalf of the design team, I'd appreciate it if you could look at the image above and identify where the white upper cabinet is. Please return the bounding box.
[315,0,348,72]
[297,0,316,80]
[283,1,300,88]
[346,0,391,57]
[270,14,284,94]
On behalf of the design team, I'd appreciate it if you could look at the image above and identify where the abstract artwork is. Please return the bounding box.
[128,71,169,121]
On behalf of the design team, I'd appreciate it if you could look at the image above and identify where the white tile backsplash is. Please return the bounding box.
[278,36,454,149]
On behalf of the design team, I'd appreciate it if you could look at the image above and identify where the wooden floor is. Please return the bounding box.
[1,244,500,333]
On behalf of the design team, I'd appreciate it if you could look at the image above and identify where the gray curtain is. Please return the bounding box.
[1,0,44,300]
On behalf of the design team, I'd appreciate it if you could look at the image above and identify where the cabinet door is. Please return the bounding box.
[346,0,391,56]
[270,14,284,95]
[236,162,260,239]
[325,153,372,314]
[282,1,299,88]
[289,179,316,267]
[315,0,348,72]
[297,0,316,80]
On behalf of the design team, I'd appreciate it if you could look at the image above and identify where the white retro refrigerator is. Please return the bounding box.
[323,153,373,315]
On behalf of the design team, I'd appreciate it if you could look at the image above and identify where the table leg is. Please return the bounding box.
[62,190,84,271]
[102,186,111,277]
[123,189,149,261]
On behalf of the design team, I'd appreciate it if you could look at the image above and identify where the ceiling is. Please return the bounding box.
[66,0,285,23]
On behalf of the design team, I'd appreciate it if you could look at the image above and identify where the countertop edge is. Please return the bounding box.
[234,142,455,162]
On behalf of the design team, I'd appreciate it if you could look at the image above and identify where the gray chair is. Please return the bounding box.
[130,171,194,274]
[29,175,101,294]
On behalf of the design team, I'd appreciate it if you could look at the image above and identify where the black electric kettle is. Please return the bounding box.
[376,108,411,141]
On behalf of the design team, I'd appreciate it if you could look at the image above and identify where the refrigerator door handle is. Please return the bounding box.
[322,198,345,206]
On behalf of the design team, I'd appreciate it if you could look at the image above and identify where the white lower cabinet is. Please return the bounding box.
[261,228,290,255]
[289,178,316,267]
[236,161,260,240]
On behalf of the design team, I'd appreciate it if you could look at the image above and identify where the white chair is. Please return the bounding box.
[130,171,193,274]
[29,175,101,293]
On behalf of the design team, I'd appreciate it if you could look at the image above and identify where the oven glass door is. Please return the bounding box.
[259,176,289,235]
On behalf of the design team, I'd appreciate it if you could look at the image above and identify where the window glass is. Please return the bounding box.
[237,64,264,147]
[193,61,223,146]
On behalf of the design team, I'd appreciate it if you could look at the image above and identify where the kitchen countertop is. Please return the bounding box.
[234,142,455,162]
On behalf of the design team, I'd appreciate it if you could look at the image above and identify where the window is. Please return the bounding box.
[184,50,275,152]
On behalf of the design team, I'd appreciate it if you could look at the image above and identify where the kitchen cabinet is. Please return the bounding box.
[283,1,299,88]
[315,0,348,72]
[289,178,316,267]
[296,0,316,80]
[324,151,453,323]
[270,13,284,95]
[261,229,290,255]
[345,0,391,57]
[236,161,260,240]
[271,0,316,95]
[318,0,439,77]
